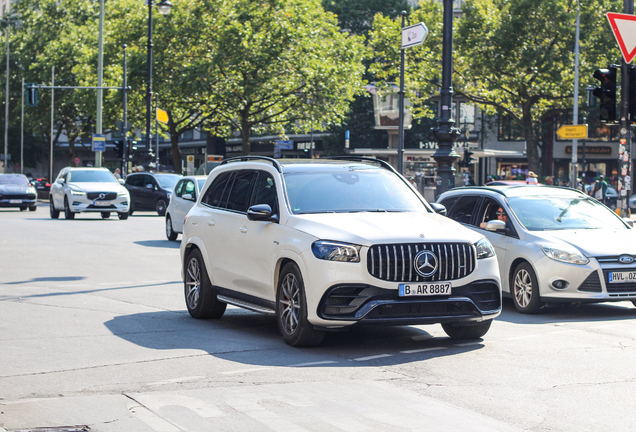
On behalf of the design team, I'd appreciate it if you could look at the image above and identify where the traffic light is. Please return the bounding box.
[629,67,636,123]
[463,148,475,165]
[129,139,138,152]
[592,67,617,122]
[113,140,124,158]
[26,83,38,106]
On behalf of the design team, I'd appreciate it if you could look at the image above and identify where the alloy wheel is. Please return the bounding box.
[279,272,301,335]
[185,257,201,310]
[514,268,533,308]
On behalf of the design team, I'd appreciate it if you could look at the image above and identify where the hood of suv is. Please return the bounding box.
[287,212,483,246]
[69,182,127,194]
[530,228,636,257]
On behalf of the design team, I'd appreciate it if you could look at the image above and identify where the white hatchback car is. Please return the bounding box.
[49,167,130,220]
[165,175,208,241]
[180,157,502,347]
[438,185,636,313]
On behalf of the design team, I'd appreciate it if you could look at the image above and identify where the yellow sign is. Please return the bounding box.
[556,124,588,140]
[156,108,169,124]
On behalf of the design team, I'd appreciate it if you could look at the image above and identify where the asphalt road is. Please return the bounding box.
[1,205,636,432]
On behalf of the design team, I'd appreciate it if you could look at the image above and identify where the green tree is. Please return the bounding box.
[322,0,412,36]
[191,0,367,155]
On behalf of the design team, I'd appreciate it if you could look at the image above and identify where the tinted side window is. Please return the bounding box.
[174,180,185,197]
[451,196,480,224]
[251,172,278,213]
[143,175,155,188]
[202,172,234,208]
[183,180,196,197]
[438,196,459,214]
[226,171,257,212]
[127,175,142,187]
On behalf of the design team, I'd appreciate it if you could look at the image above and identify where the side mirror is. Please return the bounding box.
[486,219,507,232]
[430,202,447,216]
[182,193,193,201]
[118,179,125,185]
[56,178,64,184]
[623,217,634,228]
[247,204,278,222]
[145,183,153,189]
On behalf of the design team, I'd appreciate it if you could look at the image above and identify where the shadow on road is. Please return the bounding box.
[5,276,87,285]
[103,308,484,367]
[134,240,180,249]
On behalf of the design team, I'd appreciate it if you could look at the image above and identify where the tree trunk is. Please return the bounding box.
[241,107,251,156]
[167,114,182,174]
[522,104,541,176]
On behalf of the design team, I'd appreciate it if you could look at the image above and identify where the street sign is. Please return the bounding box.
[401,23,428,49]
[556,124,588,140]
[92,134,106,152]
[607,12,636,64]
[156,108,169,124]
[74,157,80,164]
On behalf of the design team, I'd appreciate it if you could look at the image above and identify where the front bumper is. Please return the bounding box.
[68,196,129,213]
[0,197,37,208]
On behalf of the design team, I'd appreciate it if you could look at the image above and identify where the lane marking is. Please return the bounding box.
[287,360,338,367]
[401,346,447,354]
[353,354,393,362]
[455,341,482,347]
[220,367,273,375]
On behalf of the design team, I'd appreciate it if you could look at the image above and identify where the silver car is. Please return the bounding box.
[438,185,636,313]
[165,175,207,240]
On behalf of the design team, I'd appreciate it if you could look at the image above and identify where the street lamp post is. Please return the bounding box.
[431,0,460,197]
[1,18,9,173]
[146,0,172,160]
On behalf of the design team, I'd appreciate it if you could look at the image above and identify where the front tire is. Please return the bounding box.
[19,206,27,211]
[29,205,37,211]
[511,262,543,314]
[156,199,167,216]
[118,212,128,220]
[184,248,226,319]
[276,263,326,347]
[49,198,59,219]
[166,215,178,241]
[64,197,75,220]
[442,320,492,339]
[101,212,111,219]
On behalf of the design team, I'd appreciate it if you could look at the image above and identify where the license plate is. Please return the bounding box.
[608,271,636,283]
[399,283,452,296]
[94,201,112,206]
[9,199,21,203]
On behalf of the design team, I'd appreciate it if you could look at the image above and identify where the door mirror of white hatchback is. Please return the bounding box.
[485,219,507,232]
[247,204,278,222]
[623,218,634,228]
[182,193,194,201]
[430,202,447,216]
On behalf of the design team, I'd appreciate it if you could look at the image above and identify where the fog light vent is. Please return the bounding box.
[552,279,569,289]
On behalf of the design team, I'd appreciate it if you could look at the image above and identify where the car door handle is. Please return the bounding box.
[239,226,247,234]
[207,220,215,226]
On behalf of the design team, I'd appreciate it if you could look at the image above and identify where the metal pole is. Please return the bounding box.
[619,0,634,216]
[122,45,128,178]
[20,77,23,174]
[155,93,159,169]
[570,0,580,188]
[95,0,104,168]
[310,116,314,159]
[398,11,406,175]
[146,0,153,155]
[431,0,460,197]
[3,19,8,173]
[49,66,54,183]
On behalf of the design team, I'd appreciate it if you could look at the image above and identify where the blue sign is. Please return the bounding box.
[92,134,106,152]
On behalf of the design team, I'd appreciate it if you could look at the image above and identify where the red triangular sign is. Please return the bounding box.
[607,12,636,64]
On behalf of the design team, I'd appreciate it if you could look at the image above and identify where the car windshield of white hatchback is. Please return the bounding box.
[0,175,29,186]
[155,174,180,189]
[508,195,627,230]
[284,168,425,214]
[68,170,117,183]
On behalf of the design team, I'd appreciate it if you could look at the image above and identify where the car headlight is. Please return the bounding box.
[312,241,361,262]
[117,190,128,196]
[28,187,36,194]
[474,238,496,259]
[541,246,589,265]
[70,190,86,196]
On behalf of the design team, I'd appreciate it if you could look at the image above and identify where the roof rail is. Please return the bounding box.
[219,156,282,173]
[325,156,397,173]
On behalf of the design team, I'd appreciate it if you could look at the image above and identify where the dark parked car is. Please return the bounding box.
[31,177,51,199]
[124,172,181,216]
[0,173,37,211]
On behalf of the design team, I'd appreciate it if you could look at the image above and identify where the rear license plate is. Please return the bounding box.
[9,199,21,203]
[608,271,636,283]
[94,201,112,206]
[399,283,452,296]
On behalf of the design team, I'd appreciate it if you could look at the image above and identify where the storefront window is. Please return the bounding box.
[556,110,618,141]
[498,114,524,141]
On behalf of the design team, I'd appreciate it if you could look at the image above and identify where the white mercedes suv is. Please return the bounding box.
[180,157,502,346]
[50,167,130,220]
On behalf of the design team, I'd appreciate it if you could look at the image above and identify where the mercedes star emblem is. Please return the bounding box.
[414,250,439,277]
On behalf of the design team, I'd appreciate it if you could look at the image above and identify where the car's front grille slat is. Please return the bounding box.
[367,242,476,282]
[87,192,117,200]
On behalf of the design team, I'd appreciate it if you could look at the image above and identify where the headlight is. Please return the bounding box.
[117,190,128,196]
[541,246,589,265]
[71,190,86,196]
[28,187,36,194]
[312,241,361,262]
[475,238,496,259]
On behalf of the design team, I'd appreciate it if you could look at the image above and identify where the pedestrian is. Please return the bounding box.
[590,175,608,203]
[526,171,538,184]
[114,168,121,179]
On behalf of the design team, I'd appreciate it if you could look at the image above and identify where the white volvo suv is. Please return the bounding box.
[180,157,502,346]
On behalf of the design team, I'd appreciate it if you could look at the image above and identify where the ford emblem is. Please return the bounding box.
[619,255,634,264]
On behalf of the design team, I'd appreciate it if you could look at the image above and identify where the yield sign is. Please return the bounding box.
[607,12,636,64]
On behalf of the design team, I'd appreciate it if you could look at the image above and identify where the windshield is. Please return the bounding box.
[155,174,180,189]
[68,170,117,183]
[283,169,426,214]
[508,195,627,230]
[0,174,30,186]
